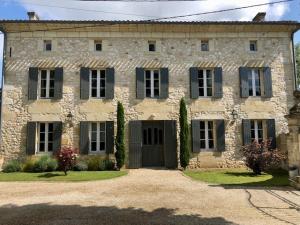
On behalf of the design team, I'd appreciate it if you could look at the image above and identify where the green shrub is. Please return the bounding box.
[104,159,115,171]
[98,160,106,171]
[2,160,21,173]
[33,155,58,172]
[179,98,190,169]
[22,158,36,172]
[87,157,102,171]
[73,161,88,171]
[115,101,125,169]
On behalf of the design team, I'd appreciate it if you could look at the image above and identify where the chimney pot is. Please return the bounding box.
[27,12,39,21]
[252,12,266,22]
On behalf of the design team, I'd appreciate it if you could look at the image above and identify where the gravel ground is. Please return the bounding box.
[0,169,299,225]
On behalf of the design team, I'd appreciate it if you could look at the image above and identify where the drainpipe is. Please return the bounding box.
[0,27,7,143]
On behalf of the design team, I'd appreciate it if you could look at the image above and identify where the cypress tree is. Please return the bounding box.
[115,101,125,169]
[179,98,190,169]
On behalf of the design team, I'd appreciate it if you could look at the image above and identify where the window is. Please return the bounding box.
[145,70,160,98]
[143,127,163,145]
[201,40,209,51]
[90,69,106,98]
[198,69,213,97]
[250,40,257,51]
[199,121,214,149]
[89,122,106,153]
[148,41,156,52]
[94,40,102,51]
[44,40,52,51]
[38,123,54,153]
[250,120,263,143]
[248,69,261,96]
[40,69,55,98]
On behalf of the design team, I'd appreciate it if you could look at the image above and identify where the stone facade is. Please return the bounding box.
[0,21,298,168]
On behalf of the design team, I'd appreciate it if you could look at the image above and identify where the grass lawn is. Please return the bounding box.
[0,171,128,182]
[184,168,289,187]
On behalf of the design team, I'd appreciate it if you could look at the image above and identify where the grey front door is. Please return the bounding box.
[142,121,165,167]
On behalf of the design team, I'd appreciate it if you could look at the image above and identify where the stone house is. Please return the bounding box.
[0,13,299,169]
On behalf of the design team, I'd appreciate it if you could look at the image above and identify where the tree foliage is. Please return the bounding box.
[115,101,125,169]
[179,98,190,169]
[56,147,78,175]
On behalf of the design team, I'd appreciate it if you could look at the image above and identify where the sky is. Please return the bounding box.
[0,0,299,79]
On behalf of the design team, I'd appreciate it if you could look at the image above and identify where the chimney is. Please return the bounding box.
[252,12,266,22]
[27,12,39,21]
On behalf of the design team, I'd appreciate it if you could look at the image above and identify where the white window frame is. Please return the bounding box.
[199,120,215,150]
[198,69,213,97]
[37,122,54,154]
[200,40,209,51]
[39,69,55,99]
[145,69,160,98]
[89,69,106,99]
[249,69,261,97]
[43,40,52,52]
[89,122,106,154]
[250,120,264,143]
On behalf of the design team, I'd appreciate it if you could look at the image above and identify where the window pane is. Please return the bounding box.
[198,79,204,88]
[200,121,205,129]
[48,133,53,142]
[91,142,97,151]
[100,142,105,151]
[39,143,45,152]
[207,88,212,97]
[209,140,214,149]
[92,79,97,88]
[100,123,105,131]
[154,80,159,88]
[200,140,206,149]
[100,132,105,142]
[48,123,53,131]
[91,123,97,132]
[257,121,263,129]
[50,70,55,78]
[95,43,102,51]
[207,121,213,129]
[146,80,151,88]
[41,70,47,79]
[200,131,205,140]
[255,70,261,96]
[198,70,203,79]
[148,128,152,145]
[40,133,45,141]
[154,71,159,79]
[100,70,105,79]
[154,128,158,145]
[199,88,204,97]
[100,79,105,88]
[143,129,147,145]
[146,89,151,97]
[100,88,105,98]
[248,76,253,96]
[92,70,97,77]
[145,70,151,79]
[40,123,45,132]
[48,143,53,152]
[91,132,97,141]
[154,89,159,97]
[92,89,97,97]
[41,89,47,98]
[159,129,163,145]
[49,89,54,98]
[208,130,213,139]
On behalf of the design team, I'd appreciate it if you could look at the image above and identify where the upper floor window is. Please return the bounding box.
[199,121,214,149]
[38,122,54,153]
[201,40,209,51]
[40,69,55,99]
[249,40,257,52]
[89,122,106,153]
[250,120,263,143]
[44,40,52,51]
[145,70,160,98]
[90,69,106,98]
[94,40,102,52]
[198,69,213,97]
[248,69,261,97]
[148,41,156,52]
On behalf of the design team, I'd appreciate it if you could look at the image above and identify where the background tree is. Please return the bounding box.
[56,147,78,175]
[296,43,300,87]
[179,98,190,169]
[115,101,125,170]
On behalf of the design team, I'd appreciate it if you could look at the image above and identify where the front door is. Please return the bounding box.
[142,121,164,167]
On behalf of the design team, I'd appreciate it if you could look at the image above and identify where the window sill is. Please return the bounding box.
[88,151,106,155]
[35,152,53,155]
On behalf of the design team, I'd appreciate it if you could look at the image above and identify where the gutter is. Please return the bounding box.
[0,27,6,143]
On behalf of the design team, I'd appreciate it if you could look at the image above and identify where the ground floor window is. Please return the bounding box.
[89,122,106,153]
[199,120,214,149]
[38,122,54,153]
[250,120,263,143]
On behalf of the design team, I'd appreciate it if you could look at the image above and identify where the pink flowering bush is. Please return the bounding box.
[56,147,78,175]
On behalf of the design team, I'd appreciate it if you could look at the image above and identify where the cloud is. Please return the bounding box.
[18,0,290,21]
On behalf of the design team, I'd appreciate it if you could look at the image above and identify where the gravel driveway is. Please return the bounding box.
[0,169,299,225]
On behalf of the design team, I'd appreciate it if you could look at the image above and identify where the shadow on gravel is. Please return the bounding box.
[37,173,64,178]
[0,204,237,225]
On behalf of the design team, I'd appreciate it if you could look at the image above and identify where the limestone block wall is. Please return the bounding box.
[0,30,295,168]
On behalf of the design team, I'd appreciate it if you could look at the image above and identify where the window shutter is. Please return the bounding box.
[26,122,37,155]
[213,67,223,98]
[242,119,251,145]
[190,67,199,99]
[263,67,272,98]
[80,67,90,100]
[164,120,177,168]
[216,120,225,151]
[80,122,89,154]
[53,122,62,154]
[105,121,114,154]
[136,68,145,99]
[266,119,276,149]
[160,68,169,99]
[54,67,63,99]
[129,120,142,168]
[105,68,115,99]
[28,67,38,100]
[191,120,200,153]
[239,67,250,98]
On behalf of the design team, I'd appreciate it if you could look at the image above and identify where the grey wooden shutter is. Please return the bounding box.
[80,67,90,100]
[26,122,37,155]
[54,67,63,99]
[136,68,145,99]
[213,67,223,98]
[80,122,89,154]
[164,120,178,168]
[190,67,199,99]
[28,67,38,100]
[129,120,142,168]
[191,120,200,153]
[105,121,114,154]
[105,68,115,99]
[263,67,272,98]
[160,68,169,99]
[242,119,251,145]
[53,122,62,154]
[216,120,225,151]
[266,119,276,149]
[239,67,250,98]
